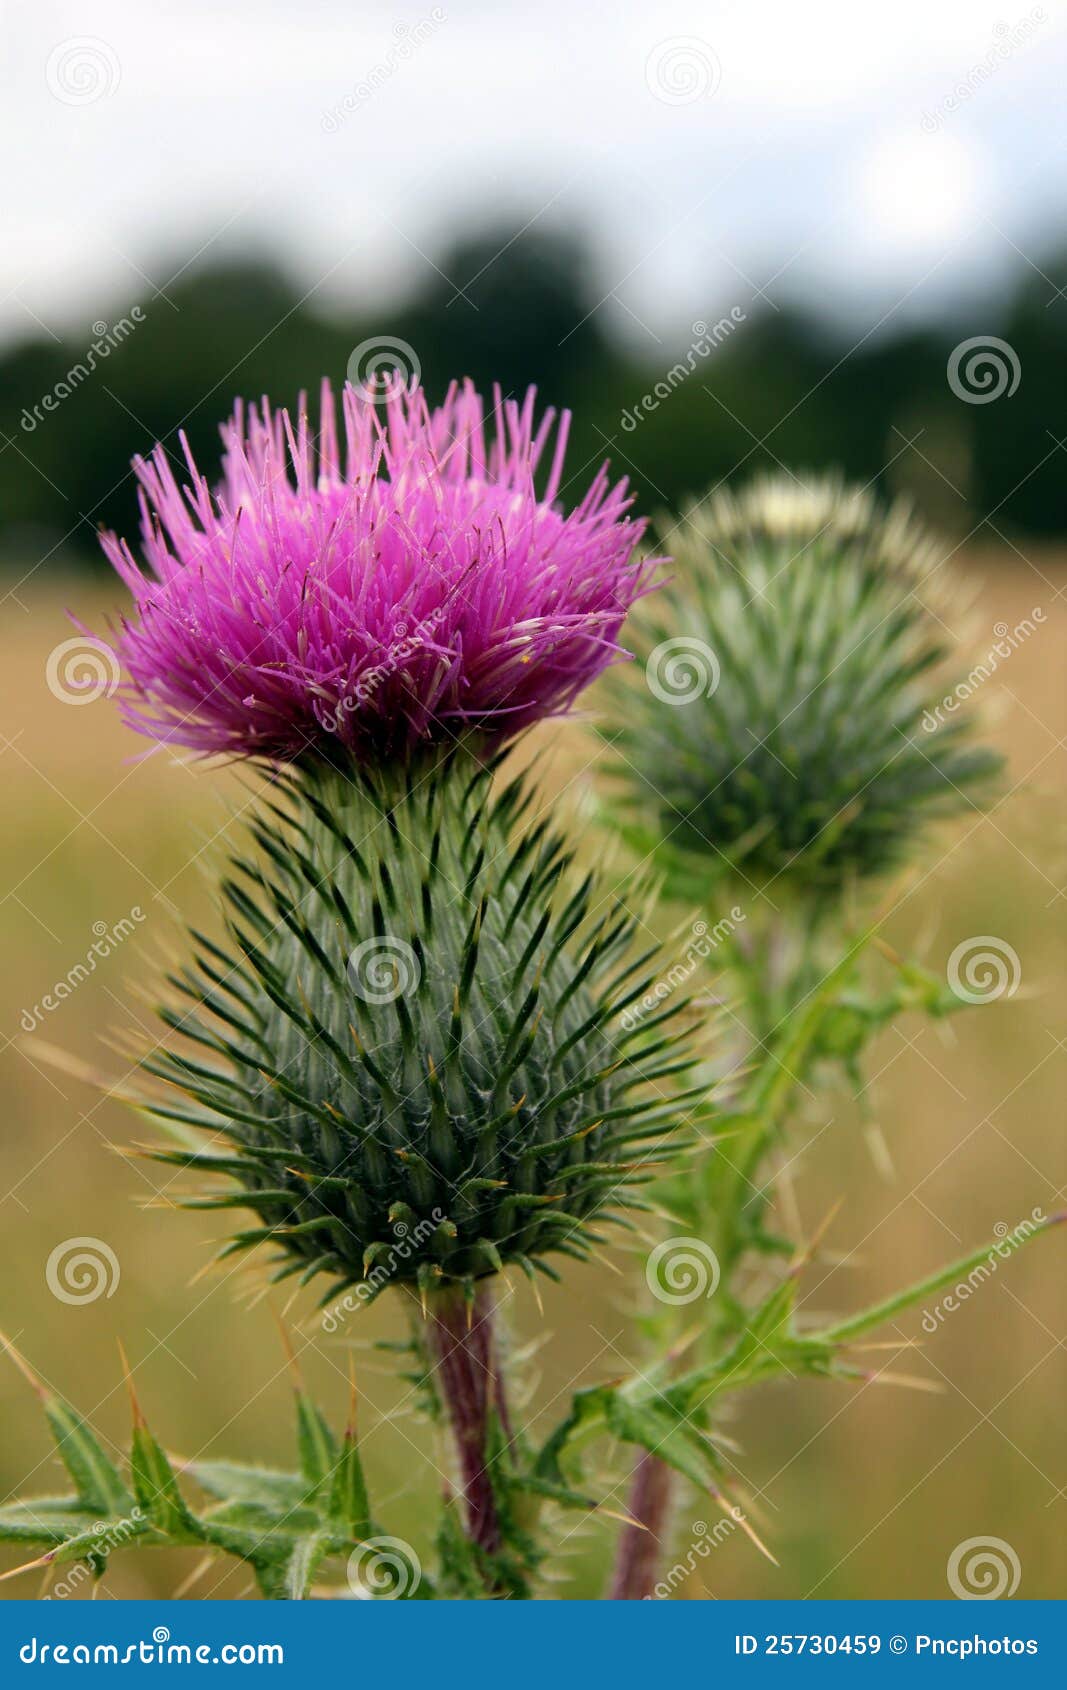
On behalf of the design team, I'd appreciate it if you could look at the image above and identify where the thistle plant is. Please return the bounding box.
[604,475,1002,903]
[148,759,694,1300]
[4,377,695,1599]
[597,473,1057,1597]
[101,380,652,762]
[2,414,1057,1602]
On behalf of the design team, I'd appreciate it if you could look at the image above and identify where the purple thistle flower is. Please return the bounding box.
[100,379,657,765]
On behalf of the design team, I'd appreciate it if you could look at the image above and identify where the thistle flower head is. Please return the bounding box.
[101,380,654,767]
[146,761,697,1302]
[604,474,1002,898]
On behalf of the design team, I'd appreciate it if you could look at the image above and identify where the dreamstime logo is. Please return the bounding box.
[921,610,1046,733]
[620,310,747,432]
[46,1238,120,1305]
[947,1536,1021,1599]
[946,936,1021,1005]
[621,908,745,1032]
[645,37,721,105]
[646,1237,720,1305]
[322,1208,445,1330]
[19,1629,283,1665]
[947,336,1020,404]
[647,1512,745,1598]
[346,337,422,405]
[20,908,147,1033]
[46,637,121,705]
[646,636,720,705]
[330,608,448,727]
[920,10,1046,132]
[920,1209,1044,1333]
[21,310,146,433]
[46,38,121,105]
[45,1509,144,1598]
[347,1536,422,1599]
[321,11,447,132]
[346,936,421,1004]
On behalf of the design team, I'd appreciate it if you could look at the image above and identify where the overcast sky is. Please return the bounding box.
[4,0,1067,351]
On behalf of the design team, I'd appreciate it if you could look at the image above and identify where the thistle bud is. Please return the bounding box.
[604,474,1002,898]
[147,760,696,1302]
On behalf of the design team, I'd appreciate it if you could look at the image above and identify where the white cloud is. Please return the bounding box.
[3,0,1065,344]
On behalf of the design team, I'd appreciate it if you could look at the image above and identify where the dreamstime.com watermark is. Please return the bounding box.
[620,310,747,432]
[921,610,1046,733]
[647,1511,746,1598]
[346,935,421,1004]
[346,336,422,403]
[19,1628,283,1666]
[947,1536,1022,1599]
[43,1509,144,1598]
[45,37,121,105]
[921,11,1045,133]
[645,37,722,105]
[947,336,1020,404]
[322,1211,445,1330]
[946,936,1021,1005]
[46,1237,121,1305]
[920,1209,1044,1333]
[21,312,146,431]
[347,1535,422,1598]
[322,13,446,132]
[329,606,445,729]
[20,909,146,1033]
[646,1237,721,1305]
[45,637,122,705]
[621,909,745,1031]
[646,635,720,704]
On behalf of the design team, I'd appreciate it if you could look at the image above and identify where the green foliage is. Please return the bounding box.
[605,476,1002,900]
[141,756,698,1301]
[536,1215,1063,1529]
[0,1338,395,1601]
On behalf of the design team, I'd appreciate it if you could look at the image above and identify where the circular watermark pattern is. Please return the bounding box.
[947,337,1020,404]
[645,37,722,106]
[46,1237,120,1305]
[947,1536,1021,1599]
[46,38,121,105]
[346,936,421,1004]
[646,636,720,705]
[646,1237,721,1305]
[347,337,421,404]
[46,637,120,705]
[347,1536,422,1599]
[946,936,1020,1004]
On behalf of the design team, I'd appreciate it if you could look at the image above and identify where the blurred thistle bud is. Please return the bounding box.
[143,759,699,1304]
[602,474,1003,902]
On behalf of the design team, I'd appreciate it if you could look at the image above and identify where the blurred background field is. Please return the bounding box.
[1,553,1064,1599]
[2,0,1066,1602]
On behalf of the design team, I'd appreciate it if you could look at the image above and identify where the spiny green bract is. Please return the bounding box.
[604,474,1002,896]
[145,758,697,1301]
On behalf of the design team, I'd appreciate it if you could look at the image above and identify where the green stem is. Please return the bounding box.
[818,1212,1065,1345]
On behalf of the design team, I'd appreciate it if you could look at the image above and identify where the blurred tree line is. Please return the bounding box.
[2,223,1066,576]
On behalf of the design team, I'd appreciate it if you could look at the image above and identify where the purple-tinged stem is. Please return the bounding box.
[610,1452,673,1600]
[425,1281,509,1556]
